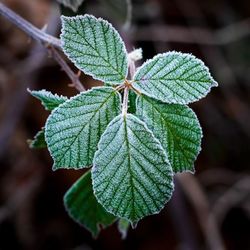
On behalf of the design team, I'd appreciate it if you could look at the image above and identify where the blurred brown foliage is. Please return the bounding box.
[0,0,250,249]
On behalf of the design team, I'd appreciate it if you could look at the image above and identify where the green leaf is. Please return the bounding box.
[136,95,202,173]
[92,114,174,223]
[133,52,218,104]
[28,89,68,111]
[64,170,116,237]
[128,90,137,113]
[57,0,84,12]
[45,87,121,170]
[61,15,128,84]
[28,128,47,149]
[118,218,130,239]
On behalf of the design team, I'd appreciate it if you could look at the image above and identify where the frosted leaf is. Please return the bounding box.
[28,128,47,149]
[136,95,202,173]
[57,0,84,12]
[45,87,121,170]
[61,15,128,84]
[133,52,218,104]
[92,114,174,223]
[28,89,68,111]
[128,90,137,113]
[64,170,116,237]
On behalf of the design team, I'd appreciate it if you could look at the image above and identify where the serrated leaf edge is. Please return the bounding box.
[91,114,174,224]
[132,51,218,104]
[135,95,203,174]
[63,170,116,238]
[44,86,121,171]
[27,88,68,111]
[60,14,129,84]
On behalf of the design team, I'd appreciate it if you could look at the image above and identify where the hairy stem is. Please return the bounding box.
[0,2,86,92]
[122,86,129,116]
[0,3,61,49]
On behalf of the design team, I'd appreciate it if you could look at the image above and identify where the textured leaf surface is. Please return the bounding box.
[61,15,128,84]
[64,170,116,237]
[92,114,174,223]
[136,95,202,173]
[45,87,121,170]
[28,89,67,111]
[133,52,218,104]
[28,129,47,149]
[128,90,137,113]
[57,0,84,12]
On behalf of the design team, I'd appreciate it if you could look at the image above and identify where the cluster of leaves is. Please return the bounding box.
[29,15,217,237]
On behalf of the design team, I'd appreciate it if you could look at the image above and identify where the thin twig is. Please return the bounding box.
[177,174,225,250]
[212,176,250,225]
[49,46,85,92]
[0,2,85,93]
[0,3,61,49]
[0,6,60,158]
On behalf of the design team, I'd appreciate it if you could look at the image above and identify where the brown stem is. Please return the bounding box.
[49,46,85,92]
[0,2,87,92]
[0,3,61,49]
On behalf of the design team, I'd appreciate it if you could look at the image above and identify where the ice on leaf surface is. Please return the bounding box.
[136,95,202,173]
[133,52,217,104]
[28,89,68,111]
[45,87,121,170]
[61,14,128,84]
[28,129,47,149]
[92,114,174,223]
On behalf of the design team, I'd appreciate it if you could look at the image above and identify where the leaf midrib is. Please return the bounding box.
[123,116,136,221]
[66,18,125,80]
[142,97,195,167]
[55,91,116,166]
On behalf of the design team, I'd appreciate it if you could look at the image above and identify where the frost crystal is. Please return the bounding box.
[61,15,128,84]
[92,114,174,223]
[136,95,202,173]
[45,87,121,170]
[133,51,218,104]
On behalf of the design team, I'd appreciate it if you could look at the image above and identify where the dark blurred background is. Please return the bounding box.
[0,0,250,249]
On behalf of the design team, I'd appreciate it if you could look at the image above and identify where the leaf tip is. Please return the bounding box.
[52,164,58,171]
[212,79,219,87]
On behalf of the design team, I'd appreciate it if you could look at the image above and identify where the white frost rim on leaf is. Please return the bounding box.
[91,114,174,224]
[60,14,129,84]
[135,95,203,174]
[44,86,121,170]
[132,51,218,104]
